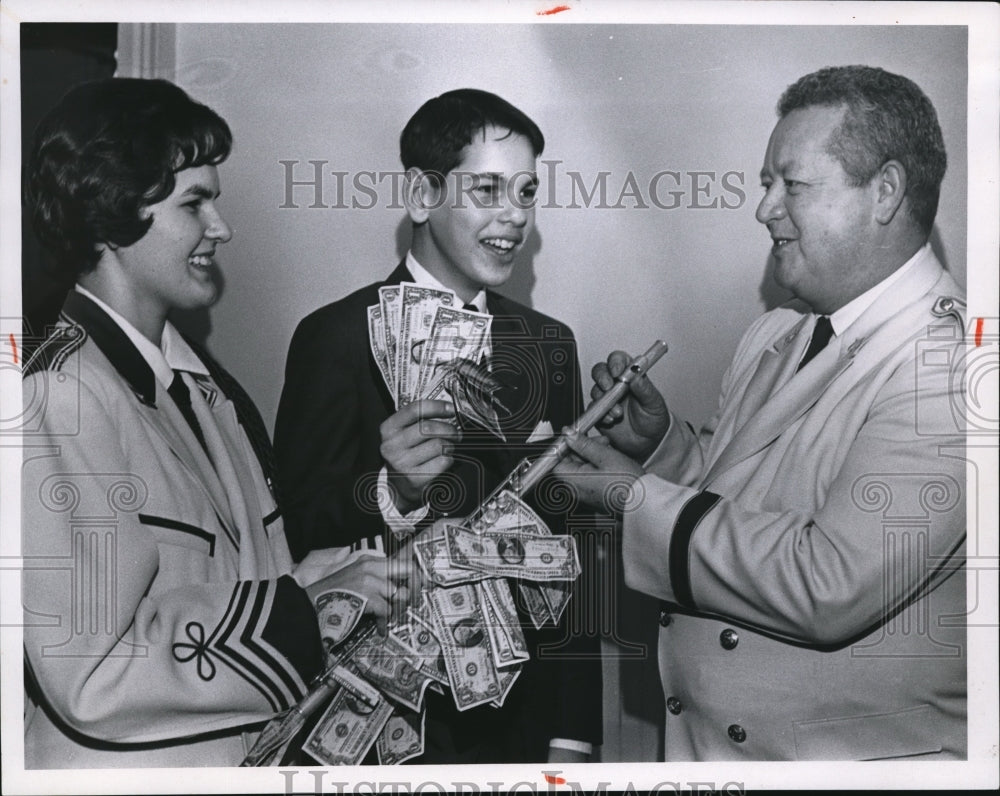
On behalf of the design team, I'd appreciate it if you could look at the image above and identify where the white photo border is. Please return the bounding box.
[1,1,996,793]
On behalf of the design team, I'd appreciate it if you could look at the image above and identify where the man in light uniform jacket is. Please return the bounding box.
[556,65,967,761]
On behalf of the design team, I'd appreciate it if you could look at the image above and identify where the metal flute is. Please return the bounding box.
[466,339,668,523]
[242,340,668,765]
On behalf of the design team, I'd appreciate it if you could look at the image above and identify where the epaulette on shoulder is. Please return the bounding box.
[929,294,967,326]
[23,318,87,378]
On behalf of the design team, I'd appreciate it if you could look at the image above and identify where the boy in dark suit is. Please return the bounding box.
[274,89,602,762]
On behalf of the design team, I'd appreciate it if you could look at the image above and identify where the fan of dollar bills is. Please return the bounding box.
[243,489,580,767]
[367,282,506,439]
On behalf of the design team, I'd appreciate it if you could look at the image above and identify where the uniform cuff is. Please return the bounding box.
[622,475,722,606]
[549,738,593,755]
[668,489,722,608]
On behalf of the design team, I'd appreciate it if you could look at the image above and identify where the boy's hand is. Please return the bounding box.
[380,399,461,513]
[591,350,670,461]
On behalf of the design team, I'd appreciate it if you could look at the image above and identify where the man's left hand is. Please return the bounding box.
[555,428,644,515]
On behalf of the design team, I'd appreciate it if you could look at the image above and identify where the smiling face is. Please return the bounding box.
[756,105,881,314]
[408,126,538,301]
[97,164,232,341]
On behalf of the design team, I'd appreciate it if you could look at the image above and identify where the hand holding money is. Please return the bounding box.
[369,282,503,440]
[305,554,410,635]
[253,340,668,766]
[379,399,461,513]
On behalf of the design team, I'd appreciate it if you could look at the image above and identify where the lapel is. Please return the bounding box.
[485,291,539,448]
[188,377,266,567]
[184,334,276,491]
[61,292,238,531]
[732,313,811,431]
[702,250,949,488]
[703,327,853,487]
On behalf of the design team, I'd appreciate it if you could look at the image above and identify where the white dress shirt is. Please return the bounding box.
[74,285,208,385]
[795,243,930,369]
[832,243,929,333]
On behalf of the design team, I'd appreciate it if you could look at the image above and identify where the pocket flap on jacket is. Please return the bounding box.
[793,704,942,760]
[139,513,216,556]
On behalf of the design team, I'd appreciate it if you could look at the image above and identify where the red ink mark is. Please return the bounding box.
[8,333,17,365]
[537,5,571,15]
[543,774,567,785]
[974,317,984,347]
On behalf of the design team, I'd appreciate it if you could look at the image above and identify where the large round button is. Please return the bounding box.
[658,608,672,627]
[666,697,683,715]
[727,724,747,743]
[719,628,739,650]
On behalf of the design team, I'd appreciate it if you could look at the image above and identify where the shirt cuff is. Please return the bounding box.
[548,738,593,755]
[377,465,430,535]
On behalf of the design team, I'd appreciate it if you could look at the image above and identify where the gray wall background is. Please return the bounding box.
[119,22,968,761]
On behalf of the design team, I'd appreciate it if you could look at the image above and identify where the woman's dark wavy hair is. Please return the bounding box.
[25,78,232,281]
[399,88,544,184]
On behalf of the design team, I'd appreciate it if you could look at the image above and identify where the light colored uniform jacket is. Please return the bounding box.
[22,292,322,768]
[623,249,967,760]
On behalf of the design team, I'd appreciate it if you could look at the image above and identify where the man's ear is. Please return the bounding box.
[402,167,443,224]
[873,159,907,225]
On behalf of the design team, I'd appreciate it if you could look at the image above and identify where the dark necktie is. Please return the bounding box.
[463,302,479,312]
[797,315,834,372]
[167,370,208,453]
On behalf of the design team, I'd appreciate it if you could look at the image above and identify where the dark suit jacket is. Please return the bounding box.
[274,262,603,759]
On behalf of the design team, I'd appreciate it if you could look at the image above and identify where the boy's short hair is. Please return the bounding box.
[399,88,544,182]
[26,77,232,282]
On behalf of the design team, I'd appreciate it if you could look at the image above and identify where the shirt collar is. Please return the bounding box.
[405,251,489,314]
[827,243,931,336]
[74,285,209,387]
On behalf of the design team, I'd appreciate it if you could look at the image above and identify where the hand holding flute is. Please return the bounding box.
[553,345,672,514]
[587,346,672,461]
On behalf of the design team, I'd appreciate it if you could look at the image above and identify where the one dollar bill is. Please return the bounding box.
[303,687,393,766]
[445,524,581,581]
